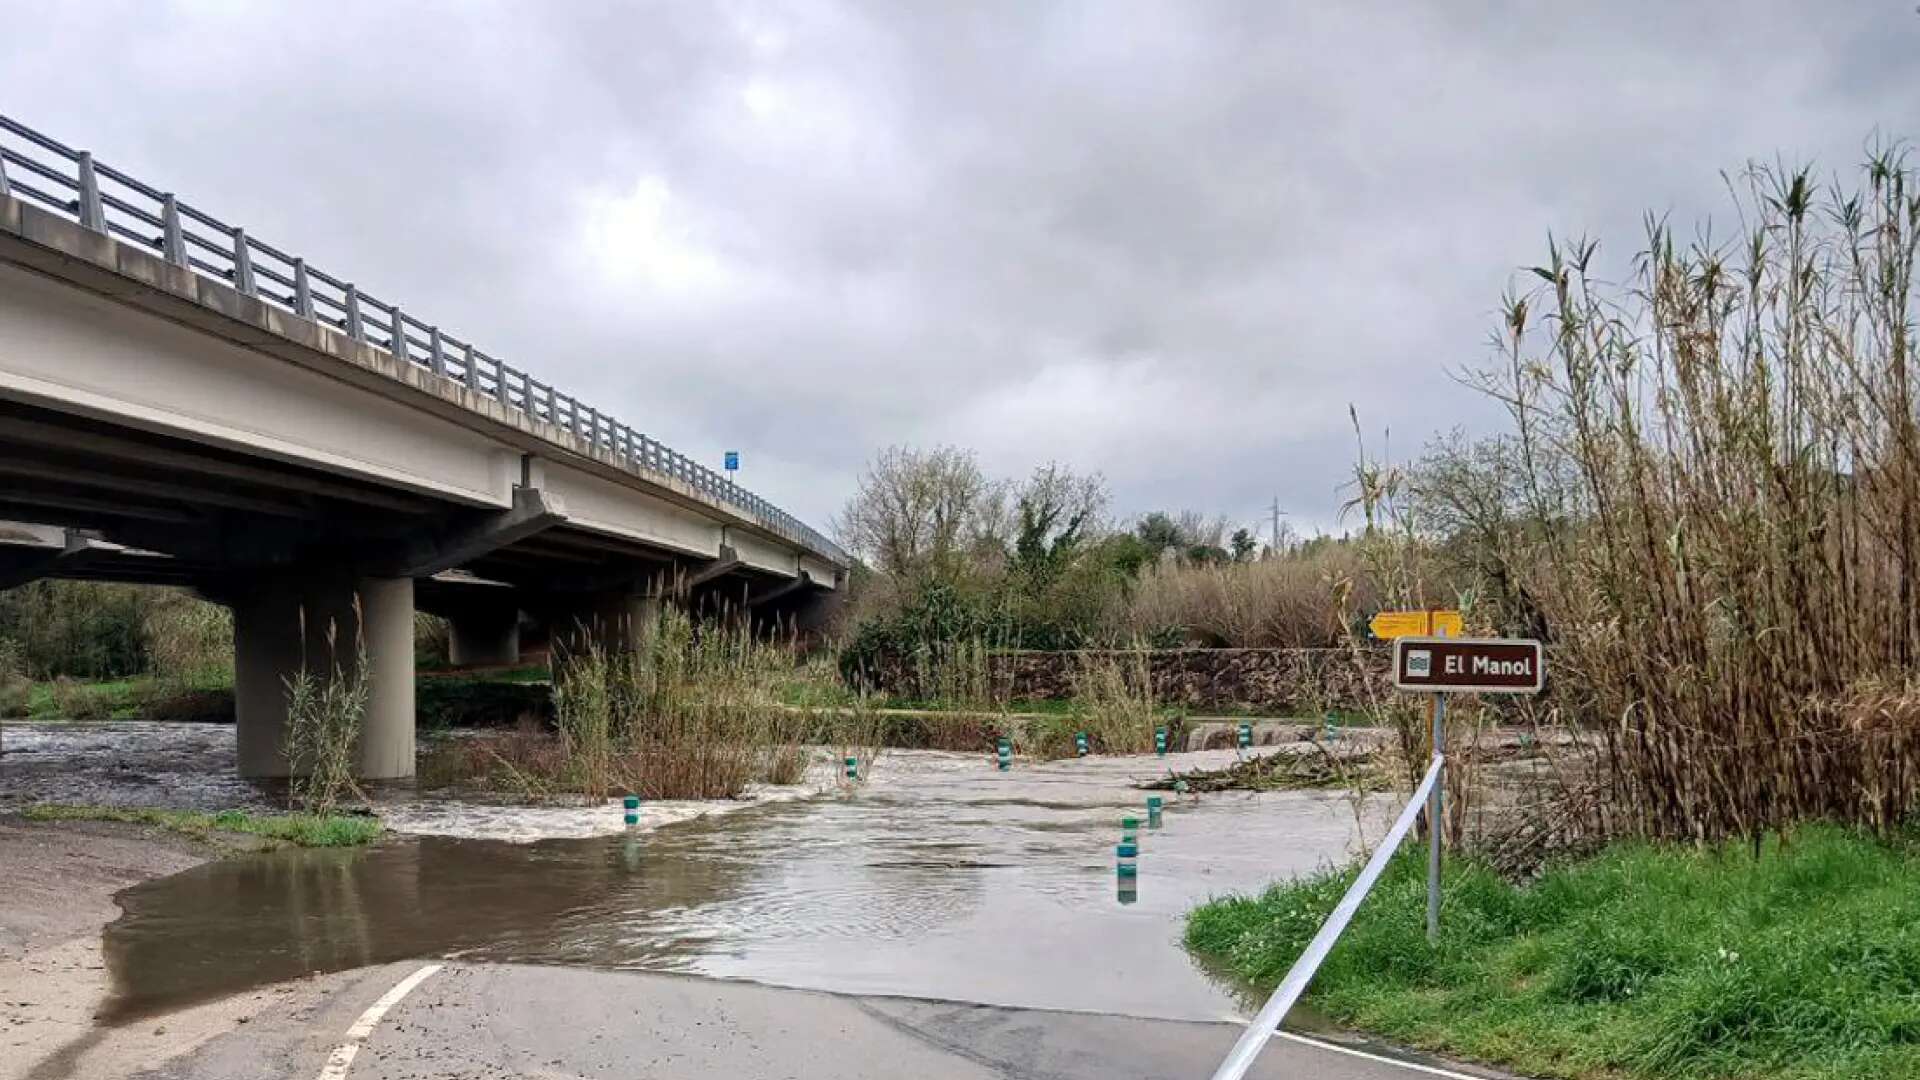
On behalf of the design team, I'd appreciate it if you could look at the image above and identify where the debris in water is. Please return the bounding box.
[1144,744,1386,793]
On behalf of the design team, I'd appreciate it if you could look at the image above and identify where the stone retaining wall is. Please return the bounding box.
[989,648,1390,714]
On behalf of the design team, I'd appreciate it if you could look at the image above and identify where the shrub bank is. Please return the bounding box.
[859,647,1389,715]
[417,676,552,729]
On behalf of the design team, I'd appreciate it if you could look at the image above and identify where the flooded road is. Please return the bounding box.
[96,748,1386,1025]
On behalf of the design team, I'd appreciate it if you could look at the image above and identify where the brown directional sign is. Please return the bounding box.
[1392,637,1544,694]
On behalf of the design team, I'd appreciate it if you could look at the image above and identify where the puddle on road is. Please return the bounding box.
[98,749,1389,1025]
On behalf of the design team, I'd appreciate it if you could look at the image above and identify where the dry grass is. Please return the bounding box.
[1115,550,1374,648]
[1064,647,1161,754]
[141,593,231,690]
[47,675,110,720]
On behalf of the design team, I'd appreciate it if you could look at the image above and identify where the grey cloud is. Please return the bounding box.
[4,0,1917,536]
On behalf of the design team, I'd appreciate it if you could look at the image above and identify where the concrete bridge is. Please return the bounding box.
[0,115,848,780]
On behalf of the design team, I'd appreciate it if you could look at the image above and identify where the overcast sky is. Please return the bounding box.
[4,1,1916,539]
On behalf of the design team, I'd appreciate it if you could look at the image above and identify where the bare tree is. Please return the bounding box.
[835,445,1002,580]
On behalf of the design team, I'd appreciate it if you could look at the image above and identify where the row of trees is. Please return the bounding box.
[830,445,1375,684]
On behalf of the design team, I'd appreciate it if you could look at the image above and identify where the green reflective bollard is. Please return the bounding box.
[1146,795,1163,829]
[623,794,640,828]
[845,756,859,780]
[1075,732,1089,756]
[1325,712,1339,741]
[1116,841,1139,879]
[1122,815,1140,845]
[1237,722,1252,749]
[996,737,1012,772]
[1154,727,1168,756]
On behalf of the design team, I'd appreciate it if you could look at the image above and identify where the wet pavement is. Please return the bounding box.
[92,745,1387,1026]
[141,960,1489,1080]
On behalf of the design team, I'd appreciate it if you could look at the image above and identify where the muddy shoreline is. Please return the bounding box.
[0,816,334,1080]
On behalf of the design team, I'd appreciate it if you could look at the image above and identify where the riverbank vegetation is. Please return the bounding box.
[23,803,382,848]
[833,452,1388,691]
[1187,825,1920,1080]
[1178,144,1920,1078]
[419,605,874,801]
[0,584,233,723]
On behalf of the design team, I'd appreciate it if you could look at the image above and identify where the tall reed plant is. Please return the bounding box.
[1472,149,1920,841]
[283,602,368,815]
[1067,646,1160,754]
[535,604,827,801]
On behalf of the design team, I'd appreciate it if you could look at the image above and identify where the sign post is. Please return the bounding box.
[723,450,739,483]
[1390,634,1544,943]
[1430,692,1445,946]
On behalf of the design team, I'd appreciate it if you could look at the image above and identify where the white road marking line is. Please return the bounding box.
[1275,1031,1494,1080]
[314,963,443,1080]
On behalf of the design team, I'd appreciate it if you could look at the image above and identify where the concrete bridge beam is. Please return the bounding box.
[232,571,416,779]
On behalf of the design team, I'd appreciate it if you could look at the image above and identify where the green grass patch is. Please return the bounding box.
[419,663,550,685]
[23,804,382,848]
[8,673,237,722]
[29,677,143,719]
[774,675,865,709]
[1186,824,1920,1080]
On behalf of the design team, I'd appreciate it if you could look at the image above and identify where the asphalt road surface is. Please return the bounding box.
[132,961,1513,1080]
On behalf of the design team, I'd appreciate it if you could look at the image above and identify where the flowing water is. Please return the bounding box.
[90,746,1386,1025]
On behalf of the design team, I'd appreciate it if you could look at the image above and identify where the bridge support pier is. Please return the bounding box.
[233,572,416,779]
[448,606,521,668]
[549,589,661,658]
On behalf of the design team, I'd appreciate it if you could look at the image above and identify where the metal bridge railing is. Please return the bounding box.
[1208,754,1445,1080]
[0,114,848,567]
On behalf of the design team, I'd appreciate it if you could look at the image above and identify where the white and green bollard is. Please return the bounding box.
[1325,712,1339,741]
[1122,815,1140,846]
[1154,727,1168,756]
[996,737,1012,771]
[845,756,859,781]
[623,794,640,828]
[1237,722,1252,750]
[1075,731,1089,756]
[1146,795,1163,829]
[1116,840,1139,890]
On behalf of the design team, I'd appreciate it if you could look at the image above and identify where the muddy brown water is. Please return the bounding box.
[82,748,1384,1025]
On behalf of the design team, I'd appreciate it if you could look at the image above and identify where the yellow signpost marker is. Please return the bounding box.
[1368,607,1463,945]
[1368,609,1464,640]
